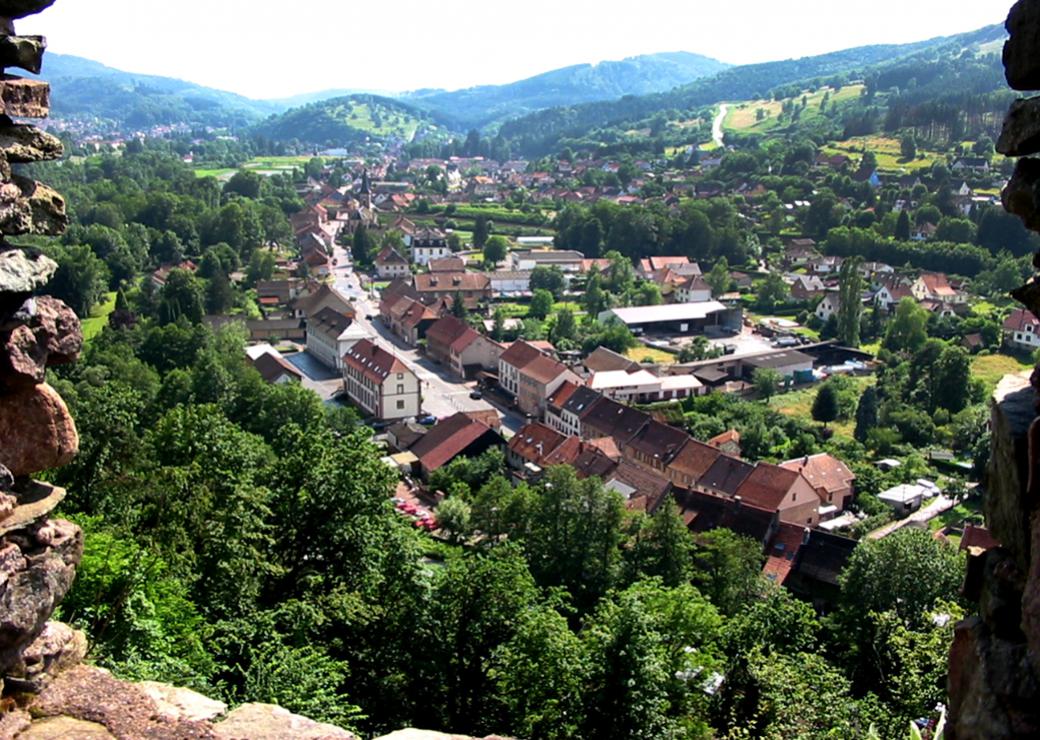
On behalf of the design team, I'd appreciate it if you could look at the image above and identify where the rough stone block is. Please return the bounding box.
[0,175,67,236]
[213,703,356,740]
[1005,0,1040,91]
[0,247,56,294]
[0,0,55,20]
[0,123,62,162]
[0,75,48,118]
[0,383,78,477]
[1004,157,1040,234]
[1,296,82,388]
[986,372,1036,573]
[0,34,45,74]
[1000,97,1040,157]
[138,681,228,723]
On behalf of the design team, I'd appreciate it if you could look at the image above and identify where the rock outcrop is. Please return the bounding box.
[948,2,1040,736]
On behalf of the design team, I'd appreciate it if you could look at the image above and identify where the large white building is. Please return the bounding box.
[598,301,733,336]
[588,369,704,403]
[307,308,369,371]
[342,339,421,421]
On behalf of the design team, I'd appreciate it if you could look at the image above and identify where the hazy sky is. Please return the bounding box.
[19,0,1016,100]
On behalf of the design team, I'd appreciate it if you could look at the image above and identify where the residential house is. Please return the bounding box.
[550,385,602,438]
[780,453,856,515]
[544,381,581,435]
[675,275,713,303]
[414,272,491,310]
[247,346,304,384]
[815,291,841,322]
[342,338,421,421]
[498,340,548,398]
[605,460,673,512]
[245,318,305,342]
[507,422,568,471]
[386,296,440,346]
[734,462,821,526]
[256,279,304,314]
[789,274,825,302]
[873,279,914,312]
[1004,307,1040,351]
[580,396,650,450]
[784,239,819,266]
[306,308,364,370]
[424,316,503,378]
[623,419,691,477]
[375,247,411,279]
[697,454,755,499]
[151,260,198,289]
[666,438,722,491]
[411,228,451,266]
[676,488,779,546]
[784,529,858,609]
[638,256,698,279]
[409,412,503,479]
[517,354,580,417]
[294,283,355,322]
[429,257,466,272]
[912,273,966,304]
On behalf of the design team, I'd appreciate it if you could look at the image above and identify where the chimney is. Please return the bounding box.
[802,527,811,545]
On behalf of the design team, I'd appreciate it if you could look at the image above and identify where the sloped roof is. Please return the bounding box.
[508,422,567,464]
[410,412,499,472]
[671,438,722,481]
[627,420,689,466]
[608,460,672,512]
[343,338,410,384]
[1004,307,1040,332]
[780,453,855,500]
[500,340,546,370]
[521,354,572,386]
[735,463,802,510]
[251,351,303,383]
[581,397,650,446]
[678,488,776,543]
[415,272,490,293]
[547,380,580,411]
[562,386,603,417]
[584,346,642,373]
[762,522,807,584]
[425,316,471,348]
[791,530,857,587]
[698,455,754,497]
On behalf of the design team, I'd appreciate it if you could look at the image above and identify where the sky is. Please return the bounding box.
[19,0,1017,100]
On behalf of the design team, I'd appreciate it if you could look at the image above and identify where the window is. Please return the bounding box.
[397,384,404,394]
[397,400,405,409]
[791,493,796,501]
[397,373,404,379]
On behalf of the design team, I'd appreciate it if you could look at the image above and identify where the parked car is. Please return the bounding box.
[469,390,483,400]
[416,413,437,426]
[722,344,737,355]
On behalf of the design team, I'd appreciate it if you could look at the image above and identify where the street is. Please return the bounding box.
[330,239,525,436]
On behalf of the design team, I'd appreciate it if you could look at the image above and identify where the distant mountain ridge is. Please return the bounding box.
[496,23,1009,153]
[29,53,282,130]
[402,51,731,129]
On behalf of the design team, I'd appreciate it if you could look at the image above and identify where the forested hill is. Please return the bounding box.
[28,53,282,131]
[404,51,730,129]
[251,94,449,147]
[498,23,1008,154]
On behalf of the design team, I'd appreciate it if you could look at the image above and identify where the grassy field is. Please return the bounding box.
[194,155,322,180]
[821,135,942,173]
[626,346,677,365]
[972,352,1033,394]
[724,84,864,134]
[769,375,876,441]
[81,292,117,343]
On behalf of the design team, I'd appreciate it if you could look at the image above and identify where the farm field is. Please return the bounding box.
[81,292,117,343]
[820,135,942,172]
[626,346,677,365]
[972,352,1032,394]
[194,155,323,180]
[724,84,864,134]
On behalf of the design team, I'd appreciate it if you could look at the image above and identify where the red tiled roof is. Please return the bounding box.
[520,354,572,386]
[508,422,567,464]
[499,340,546,370]
[762,522,806,585]
[415,272,490,293]
[671,438,721,481]
[1004,307,1040,332]
[410,412,498,472]
[343,338,410,384]
[960,524,1000,553]
[735,463,801,510]
[547,380,580,411]
[708,429,741,449]
[780,453,855,500]
[425,316,470,348]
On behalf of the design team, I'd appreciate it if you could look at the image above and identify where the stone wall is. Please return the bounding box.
[947,1,1040,737]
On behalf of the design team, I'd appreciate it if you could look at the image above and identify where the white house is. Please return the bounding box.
[411,228,452,266]
[912,273,966,305]
[675,275,713,303]
[1004,308,1040,352]
[342,338,421,421]
[307,308,368,370]
[815,291,841,322]
[510,249,585,273]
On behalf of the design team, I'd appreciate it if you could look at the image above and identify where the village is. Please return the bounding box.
[148,136,1013,606]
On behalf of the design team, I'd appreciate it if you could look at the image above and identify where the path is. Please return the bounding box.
[866,494,956,540]
[712,104,729,148]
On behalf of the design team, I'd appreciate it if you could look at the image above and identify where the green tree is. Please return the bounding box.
[705,256,731,297]
[529,289,554,320]
[46,244,111,317]
[753,367,783,401]
[690,529,763,615]
[473,215,491,248]
[625,501,694,587]
[757,271,790,312]
[550,307,577,345]
[836,257,863,346]
[883,298,929,353]
[854,385,880,443]
[436,496,472,544]
[483,235,508,267]
[811,382,840,429]
[205,270,234,315]
[530,266,566,299]
[159,269,204,325]
[900,134,917,161]
[895,209,911,241]
[352,227,374,267]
